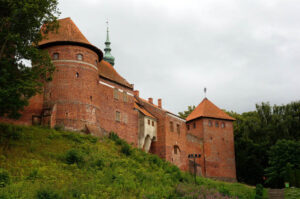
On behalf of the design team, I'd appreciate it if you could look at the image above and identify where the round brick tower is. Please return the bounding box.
[38,17,103,131]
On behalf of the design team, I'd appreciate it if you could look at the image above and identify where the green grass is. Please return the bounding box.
[285,188,300,199]
[0,123,260,199]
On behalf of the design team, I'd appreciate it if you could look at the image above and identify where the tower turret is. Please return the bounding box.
[103,21,115,66]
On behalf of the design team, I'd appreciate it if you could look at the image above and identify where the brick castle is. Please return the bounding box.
[1,18,236,181]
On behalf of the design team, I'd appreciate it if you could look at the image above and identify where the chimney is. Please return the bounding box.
[148,97,153,104]
[134,90,139,97]
[158,98,162,108]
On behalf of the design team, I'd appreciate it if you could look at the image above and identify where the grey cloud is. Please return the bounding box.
[58,0,300,114]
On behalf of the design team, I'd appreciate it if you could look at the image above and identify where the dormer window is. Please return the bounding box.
[53,53,59,60]
[76,54,83,61]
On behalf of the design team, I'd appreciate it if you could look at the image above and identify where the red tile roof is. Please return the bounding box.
[98,60,133,89]
[134,99,156,119]
[186,98,235,121]
[39,17,91,46]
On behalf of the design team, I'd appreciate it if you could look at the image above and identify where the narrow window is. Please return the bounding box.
[113,88,119,100]
[187,124,190,130]
[115,111,121,122]
[221,122,225,128]
[95,60,98,65]
[123,114,128,124]
[76,72,79,78]
[152,121,154,126]
[90,96,92,101]
[208,120,212,127]
[53,53,59,60]
[176,124,180,134]
[170,121,174,132]
[123,91,128,102]
[215,121,219,128]
[77,54,83,61]
[193,122,196,129]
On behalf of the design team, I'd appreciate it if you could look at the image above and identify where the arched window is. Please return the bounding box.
[53,53,59,60]
[215,121,219,128]
[221,122,225,128]
[76,54,83,61]
[76,72,79,78]
[174,145,180,155]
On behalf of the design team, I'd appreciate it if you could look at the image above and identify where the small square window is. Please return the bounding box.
[53,53,59,60]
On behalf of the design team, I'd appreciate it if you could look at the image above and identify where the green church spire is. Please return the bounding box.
[103,21,115,66]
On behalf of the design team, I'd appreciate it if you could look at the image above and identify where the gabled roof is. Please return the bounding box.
[38,17,103,60]
[98,60,133,89]
[39,17,91,45]
[134,99,156,119]
[186,98,235,121]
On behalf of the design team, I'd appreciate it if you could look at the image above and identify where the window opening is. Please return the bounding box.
[77,54,83,61]
[53,53,59,60]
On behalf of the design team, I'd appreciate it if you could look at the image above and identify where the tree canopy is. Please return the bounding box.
[0,0,59,118]
[178,105,195,119]
[227,101,300,188]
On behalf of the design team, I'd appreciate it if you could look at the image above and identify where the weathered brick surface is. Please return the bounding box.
[0,30,236,181]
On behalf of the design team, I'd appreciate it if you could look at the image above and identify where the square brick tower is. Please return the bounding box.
[186,98,236,182]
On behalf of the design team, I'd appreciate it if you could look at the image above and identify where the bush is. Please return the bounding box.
[54,124,64,131]
[255,184,263,199]
[36,188,61,199]
[65,149,84,165]
[121,143,132,156]
[0,169,10,187]
[219,186,230,196]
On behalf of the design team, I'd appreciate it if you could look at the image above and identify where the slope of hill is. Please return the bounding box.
[0,123,261,199]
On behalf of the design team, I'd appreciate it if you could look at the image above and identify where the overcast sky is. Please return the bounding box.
[58,0,300,114]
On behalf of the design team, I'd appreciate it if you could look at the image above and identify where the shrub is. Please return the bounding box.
[94,159,104,170]
[36,188,61,199]
[219,186,231,196]
[54,124,64,131]
[65,149,84,165]
[0,169,10,187]
[27,169,40,181]
[108,132,119,142]
[121,143,132,156]
[255,184,263,199]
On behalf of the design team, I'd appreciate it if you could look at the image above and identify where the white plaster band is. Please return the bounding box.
[99,81,134,96]
[99,81,114,88]
[52,60,98,71]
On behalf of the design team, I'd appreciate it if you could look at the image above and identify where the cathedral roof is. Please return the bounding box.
[186,98,235,121]
[98,60,133,89]
[38,17,103,60]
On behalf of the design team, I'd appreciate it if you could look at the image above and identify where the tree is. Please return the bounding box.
[265,139,300,188]
[0,0,59,118]
[178,105,195,119]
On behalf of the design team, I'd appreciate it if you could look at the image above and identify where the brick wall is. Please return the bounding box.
[202,118,236,181]
[98,78,138,146]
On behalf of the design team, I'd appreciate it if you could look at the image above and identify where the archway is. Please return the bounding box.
[143,135,152,152]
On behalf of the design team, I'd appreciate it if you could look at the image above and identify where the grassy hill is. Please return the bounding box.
[0,123,262,199]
